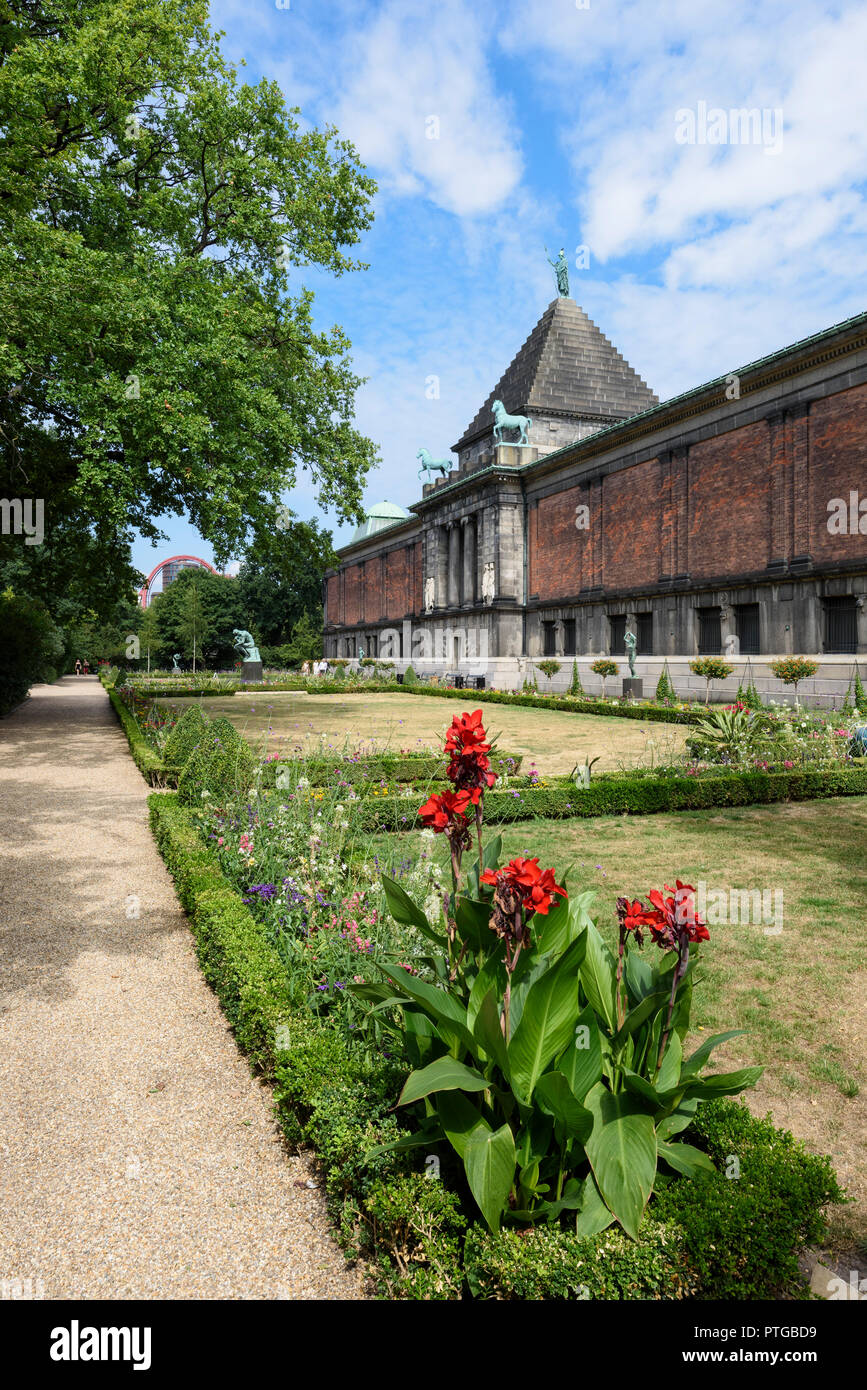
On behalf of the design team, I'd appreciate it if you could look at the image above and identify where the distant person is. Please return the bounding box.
[82,659,89,675]
[301,660,311,676]
[74,659,82,676]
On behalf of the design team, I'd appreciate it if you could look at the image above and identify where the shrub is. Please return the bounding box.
[569,660,584,696]
[537,659,561,684]
[403,664,417,685]
[177,724,258,805]
[769,657,819,702]
[655,662,675,702]
[853,670,867,715]
[163,705,210,767]
[464,1221,698,1301]
[590,658,618,698]
[689,657,734,704]
[653,1101,844,1299]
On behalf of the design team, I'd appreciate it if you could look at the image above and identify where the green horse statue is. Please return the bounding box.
[417,448,451,480]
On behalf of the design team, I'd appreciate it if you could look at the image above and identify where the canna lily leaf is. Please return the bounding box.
[534,1072,592,1143]
[463,1123,516,1233]
[585,1082,657,1240]
[472,987,509,1077]
[681,1029,747,1078]
[656,1139,716,1178]
[580,920,619,1034]
[575,1173,616,1237]
[558,1003,603,1100]
[681,1065,764,1099]
[508,937,585,1103]
[381,876,445,946]
[435,1090,488,1159]
[612,989,670,1052]
[398,1055,489,1107]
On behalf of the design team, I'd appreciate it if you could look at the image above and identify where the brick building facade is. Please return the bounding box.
[324,298,867,705]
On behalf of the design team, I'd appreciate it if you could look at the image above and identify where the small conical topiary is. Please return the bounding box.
[163,704,210,767]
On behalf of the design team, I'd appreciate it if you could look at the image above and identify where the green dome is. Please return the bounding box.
[350,500,410,544]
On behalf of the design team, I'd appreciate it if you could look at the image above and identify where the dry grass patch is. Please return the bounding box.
[164,690,687,775]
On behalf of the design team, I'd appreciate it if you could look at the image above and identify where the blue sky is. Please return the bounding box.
[133,0,867,581]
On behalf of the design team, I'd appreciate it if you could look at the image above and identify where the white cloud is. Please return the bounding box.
[330,0,523,217]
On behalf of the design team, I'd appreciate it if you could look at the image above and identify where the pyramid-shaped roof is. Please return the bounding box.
[453,297,658,452]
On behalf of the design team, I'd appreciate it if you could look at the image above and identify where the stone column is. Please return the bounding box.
[462,515,476,606]
[447,524,460,608]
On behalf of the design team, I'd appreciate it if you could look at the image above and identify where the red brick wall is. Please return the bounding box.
[528,382,867,598]
[343,563,363,625]
[325,575,339,623]
[808,383,867,563]
[687,422,771,580]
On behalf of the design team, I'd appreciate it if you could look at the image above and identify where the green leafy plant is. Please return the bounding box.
[569,660,584,696]
[591,658,618,699]
[655,663,675,702]
[403,664,418,686]
[853,669,867,715]
[689,658,734,705]
[769,657,819,705]
[359,711,761,1237]
[537,660,561,685]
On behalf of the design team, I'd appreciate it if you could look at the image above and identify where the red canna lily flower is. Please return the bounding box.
[480,856,567,917]
[444,709,491,755]
[418,788,473,833]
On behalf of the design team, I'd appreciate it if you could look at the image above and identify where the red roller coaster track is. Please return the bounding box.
[138,554,217,607]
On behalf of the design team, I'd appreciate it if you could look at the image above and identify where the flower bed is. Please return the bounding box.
[146,709,844,1299]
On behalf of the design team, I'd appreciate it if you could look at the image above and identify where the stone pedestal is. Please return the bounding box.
[241,661,263,683]
[622,677,643,700]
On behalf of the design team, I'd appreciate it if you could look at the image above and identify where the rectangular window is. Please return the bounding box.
[697,607,722,654]
[562,619,576,656]
[735,603,760,655]
[825,596,857,654]
[636,612,653,654]
[542,621,557,657]
[609,614,626,654]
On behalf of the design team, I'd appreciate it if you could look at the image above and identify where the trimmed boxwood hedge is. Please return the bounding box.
[147,792,844,1300]
[106,688,168,784]
[260,748,525,788]
[302,764,867,830]
[296,681,708,724]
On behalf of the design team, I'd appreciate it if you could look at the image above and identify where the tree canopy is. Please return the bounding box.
[236,516,335,647]
[0,0,378,569]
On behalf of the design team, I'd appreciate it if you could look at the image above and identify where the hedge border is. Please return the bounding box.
[147,792,843,1300]
[105,686,168,784]
[288,764,867,831]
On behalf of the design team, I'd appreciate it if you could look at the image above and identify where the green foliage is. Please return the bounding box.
[237,520,335,647]
[537,659,561,682]
[569,660,584,696]
[690,658,734,704]
[687,705,785,765]
[402,664,418,686]
[0,0,378,563]
[853,670,867,715]
[769,658,819,691]
[0,587,64,714]
[177,720,257,805]
[464,1220,698,1300]
[146,793,844,1299]
[655,662,675,702]
[654,1101,844,1299]
[163,704,210,768]
[151,569,244,669]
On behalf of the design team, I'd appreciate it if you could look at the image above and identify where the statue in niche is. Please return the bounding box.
[545,245,570,298]
[423,576,435,613]
[481,562,495,606]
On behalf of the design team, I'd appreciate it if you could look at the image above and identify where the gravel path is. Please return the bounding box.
[0,678,365,1300]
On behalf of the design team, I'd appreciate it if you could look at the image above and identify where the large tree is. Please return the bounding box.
[150,565,244,668]
[0,0,378,571]
[236,517,335,646]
